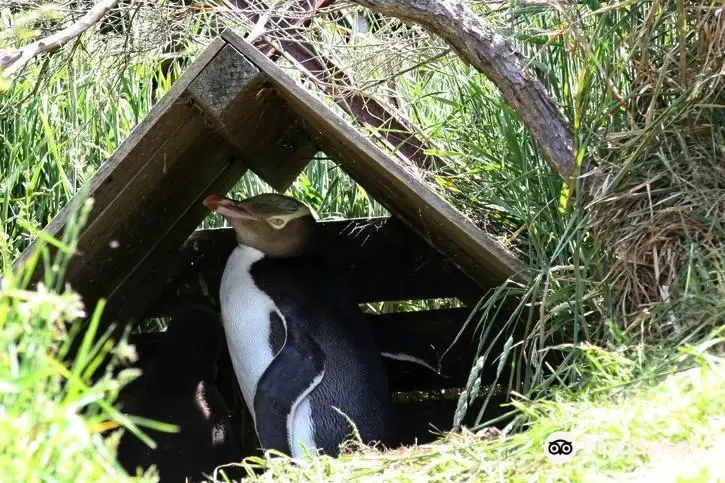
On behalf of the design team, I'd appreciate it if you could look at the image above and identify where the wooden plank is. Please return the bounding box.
[393,390,512,445]
[99,157,250,328]
[96,48,293,326]
[377,309,474,391]
[50,44,264,326]
[147,218,484,315]
[128,326,510,447]
[11,39,320,330]
[97,45,323,326]
[129,305,520,392]
[66,120,233,291]
[221,30,527,288]
[187,45,319,192]
[12,37,228,277]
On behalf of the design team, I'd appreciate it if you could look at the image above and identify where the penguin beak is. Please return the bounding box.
[203,194,257,220]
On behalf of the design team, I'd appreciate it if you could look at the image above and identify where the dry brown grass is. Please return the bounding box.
[588,1,725,338]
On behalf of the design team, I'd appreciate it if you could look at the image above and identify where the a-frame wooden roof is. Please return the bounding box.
[14,29,526,329]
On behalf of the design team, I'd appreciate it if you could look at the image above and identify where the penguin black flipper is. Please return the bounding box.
[367,315,443,376]
[253,319,326,456]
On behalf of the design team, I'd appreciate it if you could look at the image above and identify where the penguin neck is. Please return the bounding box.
[233,244,266,261]
[235,236,322,261]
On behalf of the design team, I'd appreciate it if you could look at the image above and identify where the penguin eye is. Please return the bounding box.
[268,217,286,229]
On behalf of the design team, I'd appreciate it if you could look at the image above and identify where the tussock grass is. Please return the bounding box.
[378,0,725,427]
[588,1,725,338]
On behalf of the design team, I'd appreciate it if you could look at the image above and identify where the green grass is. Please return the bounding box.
[230,345,725,482]
[1,0,723,481]
[0,198,156,482]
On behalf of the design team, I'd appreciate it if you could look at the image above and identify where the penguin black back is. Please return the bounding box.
[251,253,395,455]
[117,304,242,482]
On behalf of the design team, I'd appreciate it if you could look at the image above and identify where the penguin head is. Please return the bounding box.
[203,193,316,257]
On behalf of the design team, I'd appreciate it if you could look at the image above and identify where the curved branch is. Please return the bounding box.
[351,0,576,180]
[0,0,120,78]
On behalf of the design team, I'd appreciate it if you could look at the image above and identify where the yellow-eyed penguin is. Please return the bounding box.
[203,193,396,458]
[116,304,243,481]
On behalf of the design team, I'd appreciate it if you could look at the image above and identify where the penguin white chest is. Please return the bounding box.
[219,246,277,418]
[219,245,319,458]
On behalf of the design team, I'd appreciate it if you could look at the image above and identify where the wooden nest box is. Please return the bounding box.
[16,30,525,447]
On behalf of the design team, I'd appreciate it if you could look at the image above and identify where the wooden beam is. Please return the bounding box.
[14,39,246,331]
[148,218,485,315]
[229,0,445,171]
[13,38,227,277]
[130,305,520,392]
[221,30,527,288]
[11,38,317,331]
[187,44,319,192]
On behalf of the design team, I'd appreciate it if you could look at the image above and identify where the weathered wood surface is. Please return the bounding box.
[222,29,527,288]
[187,44,319,191]
[11,38,316,330]
[229,0,444,172]
[15,39,234,327]
[14,38,224,273]
[148,218,484,315]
